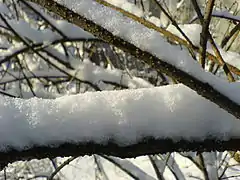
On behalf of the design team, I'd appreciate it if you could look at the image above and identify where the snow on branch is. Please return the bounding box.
[27,0,240,119]
[99,0,240,76]
[0,10,97,44]
[0,84,240,164]
[190,10,240,23]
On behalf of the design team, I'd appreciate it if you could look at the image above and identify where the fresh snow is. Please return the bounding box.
[40,48,153,89]
[166,24,202,47]
[104,0,240,68]
[53,0,240,106]
[1,46,152,91]
[0,61,153,90]
[1,1,240,180]
[212,10,240,22]
[104,0,145,17]
[0,18,96,44]
[0,84,240,150]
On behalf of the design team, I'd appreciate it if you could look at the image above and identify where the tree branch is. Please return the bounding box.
[1,138,240,169]
[25,0,240,119]
[191,0,235,82]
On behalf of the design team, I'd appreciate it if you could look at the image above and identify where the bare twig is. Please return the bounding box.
[193,0,215,68]
[100,155,140,180]
[221,22,240,48]
[191,0,235,82]
[18,0,69,57]
[148,155,165,180]
[152,0,196,56]
[198,153,210,180]
[48,156,78,180]
[94,155,109,180]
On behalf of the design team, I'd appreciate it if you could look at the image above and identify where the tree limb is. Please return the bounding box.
[1,138,240,168]
[24,0,240,119]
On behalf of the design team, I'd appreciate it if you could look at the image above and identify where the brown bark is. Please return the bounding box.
[1,137,240,168]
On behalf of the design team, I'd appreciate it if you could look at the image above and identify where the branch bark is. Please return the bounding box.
[196,0,215,69]
[1,138,240,168]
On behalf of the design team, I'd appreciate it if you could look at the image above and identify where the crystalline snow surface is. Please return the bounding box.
[0,85,239,150]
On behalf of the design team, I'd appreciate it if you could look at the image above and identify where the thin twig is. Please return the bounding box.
[148,155,165,180]
[101,155,140,180]
[152,0,196,60]
[18,0,69,57]
[198,153,210,180]
[48,156,78,180]
[221,22,240,48]
[193,0,215,68]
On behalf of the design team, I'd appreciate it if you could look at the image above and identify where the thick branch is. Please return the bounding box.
[24,0,240,119]
[1,138,240,167]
